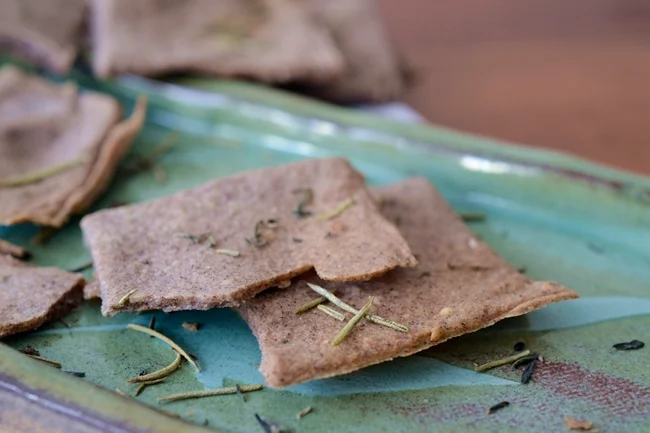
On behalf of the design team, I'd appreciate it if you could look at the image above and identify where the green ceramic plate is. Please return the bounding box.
[1,65,650,433]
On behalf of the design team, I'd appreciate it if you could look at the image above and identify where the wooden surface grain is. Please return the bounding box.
[379,0,650,175]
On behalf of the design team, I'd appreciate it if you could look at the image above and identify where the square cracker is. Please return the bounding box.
[297,0,407,103]
[0,66,146,227]
[81,158,417,316]
[89,0,343,83]
[0,255,84,338]
[0,0,86,73]
[238,178,579,388]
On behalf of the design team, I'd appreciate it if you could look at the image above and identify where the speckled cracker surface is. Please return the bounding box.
[0,255,84,338]
[0,67,146,227]
[81,158,416,316]
[0,0,86,73]
[300,0,406,103]
[238,178,579,388]
[90,0,343,83]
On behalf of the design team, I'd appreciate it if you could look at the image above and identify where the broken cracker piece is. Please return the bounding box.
[0,66,147,227]
[0,255,84,338]
[81,158,416,316]
[89,0,343,83]
[238,178,579,388]
[0,239,27,259]
[0,0,86,73]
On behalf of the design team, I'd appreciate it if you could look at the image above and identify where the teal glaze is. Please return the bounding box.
[1,62,650,432]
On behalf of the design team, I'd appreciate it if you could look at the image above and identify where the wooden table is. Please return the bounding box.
[379,0,650,175]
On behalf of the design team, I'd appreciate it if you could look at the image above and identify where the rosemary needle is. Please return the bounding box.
[117,289,138,307]
[459,212,486,222]
[295,290,336,314]
[331,296,373,346]
[511,353,540,369]
[127,352,182,383]
[317,304,345,321]
[26,355,62,368]
[215,249,240,257]
[157,384,263,403]
[127,324,200,372]
[475,350,532,372]
[135,378,166,396]
[0,158,86,187]
[316,198,355,221]
[174,233,200,244]
[307,283,409,332]
[296,406,314,420]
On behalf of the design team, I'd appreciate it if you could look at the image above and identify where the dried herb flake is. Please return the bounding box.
[158,384,263,403]
[127,352,182,383]
[475,349,531,372]
[520,358,537,384]
[488,401,510,414]
[292,188,313,218]
[296,406,314,420]
[127,324,200,372]
[613,339,644,351]
[316,198,355,221]
[331,296,373,346]
[307,283,409,332]
[513,341,526,352]
[512,353,540,369]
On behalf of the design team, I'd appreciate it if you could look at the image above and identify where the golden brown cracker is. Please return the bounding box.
[239,178,579,388]
[0,67,146,227]
[0,0,86,73]
[90,0,343,83]
[81,158,416,316]
[0,255,84,338]
[298,0,406,103]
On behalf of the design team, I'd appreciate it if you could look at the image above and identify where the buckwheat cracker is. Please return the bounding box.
[81,158,416,316]
[89,0,343,83]
[238,178,579,388]
[297,0,407,103]
[0,0,86,73]
[0,66,146,227]
[0,255,84,338]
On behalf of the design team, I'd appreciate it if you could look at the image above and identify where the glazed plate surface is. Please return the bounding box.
[1,65,649,432]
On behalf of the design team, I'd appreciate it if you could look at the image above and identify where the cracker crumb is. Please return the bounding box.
[430,326,447,341]
[182,322,200,332]
[439,307,453,317]
[277,280,291,289]
[327,220,346,234]
[564,416,594,431]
